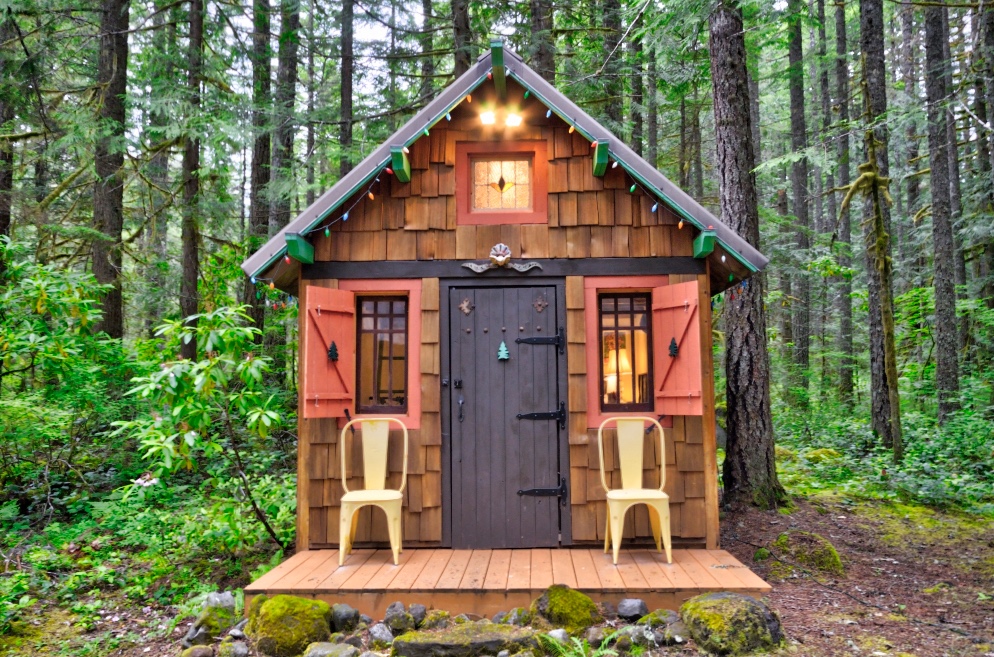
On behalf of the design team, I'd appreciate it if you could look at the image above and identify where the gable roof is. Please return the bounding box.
[242,44,768,289]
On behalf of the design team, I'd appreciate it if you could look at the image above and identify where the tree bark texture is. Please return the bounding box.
[602,0,622,130]
[787,0,810,384]
[835,0,854,405]
[270,0,299,235]
[924,0,960,421]
[860,0,898,447]
[529,0,555,83]
[452,0,471,77]
[629,35,643,156]
[180,0,203,361]
[340,0,354,177]
[0,18,16,273]
[646,45,658,167]
[900,6,920,218]
[92,0,130,338]
[709,0,784,509]
[419,0,435,100]
[245,0,271,336]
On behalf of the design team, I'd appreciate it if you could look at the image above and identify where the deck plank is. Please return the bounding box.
[529,549,553,590]
[411,550,454,590]
[506,550,532,592]
[673,550,721,589]
[570,550,602,590]
[434,550,473,590]
[630,549,676,590]
[482,550,512,590]
[589,550,626,592]
[615,550,650,590]
[386,549,436,590]
[312,549,376,591]
[690,550,768,591]
[276,551,338,590]
[459,550,493,590]
[246,551,316,591]
[647,551,697,589]
[550,549,578,588]
[365,550,415,590]
[711,550,771,591]
[342,550,395,590]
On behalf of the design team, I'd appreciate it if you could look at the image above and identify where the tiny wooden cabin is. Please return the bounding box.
[242,43,769,613]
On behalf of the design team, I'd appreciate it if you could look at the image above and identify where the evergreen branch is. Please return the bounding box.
[0,130,46,142]
[38,162,90,213]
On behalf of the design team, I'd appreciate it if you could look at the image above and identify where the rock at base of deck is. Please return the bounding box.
[391,620,538,657]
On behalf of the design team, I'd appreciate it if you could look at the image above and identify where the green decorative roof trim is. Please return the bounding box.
[693,230,717,259]
[390,146,411,183]
[285,232,314,265]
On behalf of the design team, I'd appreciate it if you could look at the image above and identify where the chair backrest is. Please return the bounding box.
[597,416,665,492]
[339,417,409,493]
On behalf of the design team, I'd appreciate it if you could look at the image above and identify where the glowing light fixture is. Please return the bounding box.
[480,111,496,125]
[505,113,522,127]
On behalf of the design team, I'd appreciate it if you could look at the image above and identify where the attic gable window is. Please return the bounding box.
[472,158,532,211]
[456,141,548,225]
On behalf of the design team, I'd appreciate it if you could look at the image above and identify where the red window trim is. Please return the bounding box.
[583,276,674,430]
[337,279,422,429]
[455,141,548,225]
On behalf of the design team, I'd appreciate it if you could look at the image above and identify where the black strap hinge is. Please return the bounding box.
[516,401,567,430]
[517,475,568,507]
[515,326,565,354]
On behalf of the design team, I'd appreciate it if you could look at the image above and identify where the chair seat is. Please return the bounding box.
[342,490,403,503]
[606,489,669,501]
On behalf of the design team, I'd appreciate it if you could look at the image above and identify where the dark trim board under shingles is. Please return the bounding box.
[302,257,705,280]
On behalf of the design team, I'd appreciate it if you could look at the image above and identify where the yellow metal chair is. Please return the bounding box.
[339,417,408,565]
[597,416,672,565]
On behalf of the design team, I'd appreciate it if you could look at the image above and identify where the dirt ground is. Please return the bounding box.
[720,497,994,657]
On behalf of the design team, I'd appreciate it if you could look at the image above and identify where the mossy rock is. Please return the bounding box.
[248,594,332,657]
[635,609,679,629]
[680,592,783,656]
[192,601,237,644]
[805,448,842,463]
[505,607,532,626]
[753,548,771,562]
[772,530,845,578]
[390,620,537,657]
[774,445,796,463]
[247,594,269,636]
[420,610,451,630]
[529,585,602,635]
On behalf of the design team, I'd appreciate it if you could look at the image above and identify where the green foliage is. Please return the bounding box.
[538,632,618,657]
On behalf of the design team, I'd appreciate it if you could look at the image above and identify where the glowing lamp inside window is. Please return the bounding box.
[480,111,496,125]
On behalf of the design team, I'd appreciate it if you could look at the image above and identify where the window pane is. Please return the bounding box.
[599,293,653,412]
[471,157,532,211]
[357,296,408,412]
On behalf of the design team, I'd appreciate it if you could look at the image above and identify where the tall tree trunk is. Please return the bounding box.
[340,0,354,177]
[180,0,203,361]
[835,0,854,405]
[270,0,299,235]
[92,0,130,338]
[690,87,704,201]
[419,0,435,100]
[924,0,960,421]
[646,45,658,167]
[245,0,271,336]
[305,0,315,207]
[710,0,785,509]
[678,98,688,188]
[529,0,554,83]
[901,6,920,220]
[144,2,171,336]
[452,0,471,77]
[747,58,761,163]
[860,0,899,448]
[629,35,643,156]
[787,0,810,387]
[777,188,794,352]
[602,0,622,129]
[0,18,15,277]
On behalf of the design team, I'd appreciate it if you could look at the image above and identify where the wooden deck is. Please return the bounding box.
[245,549,770,618]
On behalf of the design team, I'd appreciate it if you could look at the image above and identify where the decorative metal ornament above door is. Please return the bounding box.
[462,243,544,274]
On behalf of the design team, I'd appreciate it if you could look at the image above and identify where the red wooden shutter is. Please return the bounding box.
[302,286,355,419]
[652,281,703,415]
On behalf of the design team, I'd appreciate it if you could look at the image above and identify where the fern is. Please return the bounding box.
[538,631,619,657]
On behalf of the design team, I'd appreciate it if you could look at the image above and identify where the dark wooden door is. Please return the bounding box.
[447,284,567,548]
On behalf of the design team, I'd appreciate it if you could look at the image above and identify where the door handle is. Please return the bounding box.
[458,396,465,422]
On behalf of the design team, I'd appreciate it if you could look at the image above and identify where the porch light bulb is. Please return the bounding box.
[678,220,684,229]
[481,111,496,125]
[284,255,291,263]
[524,90,530,99]
[612,161,619,169]
[505,113,522,127]
[446,112,452,121]
[546,109,552,118]
[250,276,256,284]
[568,125,575,134]
[629,184,637,193]
[368,192,375,200]
[343,212,349,221]
[403,146,410,154]
[324,227,330,237]
[651,203,658,213]
[721,254,727,262]
[466,94,472,103]
[269,282,275,290]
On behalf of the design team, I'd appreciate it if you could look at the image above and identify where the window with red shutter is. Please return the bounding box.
[302,286,356,419]
[652,281,703,416]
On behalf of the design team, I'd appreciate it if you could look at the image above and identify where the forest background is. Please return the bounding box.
[1,0,993,653]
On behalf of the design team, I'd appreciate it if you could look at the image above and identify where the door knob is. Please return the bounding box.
[458,397,465,422]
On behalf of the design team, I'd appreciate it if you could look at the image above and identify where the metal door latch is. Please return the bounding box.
[517,475,568,507]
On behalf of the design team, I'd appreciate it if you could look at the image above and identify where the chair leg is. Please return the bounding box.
[608,501,627,565]
[647,505,662,553]
[649,500,672,564]
[384,501,402,565]
[603,514,611,554]
[339,504,355,566]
